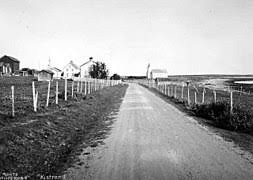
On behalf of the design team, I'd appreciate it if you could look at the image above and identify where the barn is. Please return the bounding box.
[150,69,168,80]
[0,55,20,75]
[38,70,54,81]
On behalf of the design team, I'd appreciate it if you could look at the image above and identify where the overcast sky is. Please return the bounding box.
[1,0,253,76]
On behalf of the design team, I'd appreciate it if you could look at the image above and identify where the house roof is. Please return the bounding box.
[48,66,61,72]
[39,69,54,74]
[0,55,20,63]
[80,59,93,67]
[69,60,79,69]
[151,69,168,73]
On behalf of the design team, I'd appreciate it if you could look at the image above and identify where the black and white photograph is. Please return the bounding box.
[1,0,253,179]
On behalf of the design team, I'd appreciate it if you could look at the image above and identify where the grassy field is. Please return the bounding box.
[0,76,91,118]
[0,82,128,178]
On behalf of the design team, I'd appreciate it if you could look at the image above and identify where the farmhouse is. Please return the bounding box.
[150,69,168,80]
[0,55,20,75]
[38,70,54,81]
[80,57,93,78]
[62,61,80,79]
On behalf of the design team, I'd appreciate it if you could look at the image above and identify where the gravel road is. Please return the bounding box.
[66,83,253,180]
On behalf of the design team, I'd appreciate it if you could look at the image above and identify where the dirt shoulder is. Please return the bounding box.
[0,84,128,179]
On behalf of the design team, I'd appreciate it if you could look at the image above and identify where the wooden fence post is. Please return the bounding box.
[186,82,190,105]
[46,81,51,107]
[35,90,38,112]
[56,81,58,105]
[65,78,67,101]
[71,81,74,98]
[11,86,15,117]
[213,90,217,103]
[194,91,197,104]
[230,91,233,114]
[32,81,36,112]
[202,88,205,104]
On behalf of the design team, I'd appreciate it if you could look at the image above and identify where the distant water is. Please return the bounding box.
[234,80,253,84]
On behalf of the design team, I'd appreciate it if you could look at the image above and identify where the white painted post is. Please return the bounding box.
[35,90,38,112]
[187,82,190,105]
[230,91,233,114]
[56,81,58,105]
[213,90,217,103]
[194,91,197,104]
[11,86,15,117]
[46,81,51,107]
[165,84,167,96]
[32,81,36,112]
[65,78,67,101]
[71,81,74,98]
[202,88,205,104]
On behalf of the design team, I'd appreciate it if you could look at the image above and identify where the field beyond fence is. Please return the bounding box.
[0,76,121,118]
[140,79,253,132]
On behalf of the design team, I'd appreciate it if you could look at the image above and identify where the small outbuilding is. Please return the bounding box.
[150,69,168,80]
[38,70,54,81]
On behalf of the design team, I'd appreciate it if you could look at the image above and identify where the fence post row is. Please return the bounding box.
[8,78,121,115]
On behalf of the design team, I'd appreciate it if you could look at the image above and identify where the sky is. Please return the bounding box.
[1,0,253,76]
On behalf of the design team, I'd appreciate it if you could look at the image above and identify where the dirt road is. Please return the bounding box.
[66,83,253,180]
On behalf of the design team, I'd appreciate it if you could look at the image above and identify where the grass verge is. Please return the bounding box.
[0,84,128,179]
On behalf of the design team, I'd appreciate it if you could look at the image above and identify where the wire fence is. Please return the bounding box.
[139,79,253,113]
[0,76,121,117]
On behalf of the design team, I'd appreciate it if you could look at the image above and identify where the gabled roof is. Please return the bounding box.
[69,60,79,69]
[48,66,61,72]
[80,59,93,67]
[39,69,54,74]
[151,69,168,73]
[0,55,20,63]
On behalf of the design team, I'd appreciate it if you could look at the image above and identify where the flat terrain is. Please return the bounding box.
[0,84,127,178]
[66,83,253,180]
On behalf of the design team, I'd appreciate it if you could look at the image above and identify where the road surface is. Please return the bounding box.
[66,83,253,180]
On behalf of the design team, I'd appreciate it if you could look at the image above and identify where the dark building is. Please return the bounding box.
[38,70,54,81]
[0,55,20,75]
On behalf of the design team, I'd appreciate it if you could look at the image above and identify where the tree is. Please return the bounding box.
[88,61,109,79]
[110,73,121,80]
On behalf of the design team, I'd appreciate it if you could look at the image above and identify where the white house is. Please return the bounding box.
[62,60,80,79]
[48,66,61,79]
[150,69,168,79]
[80,57,94,78]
